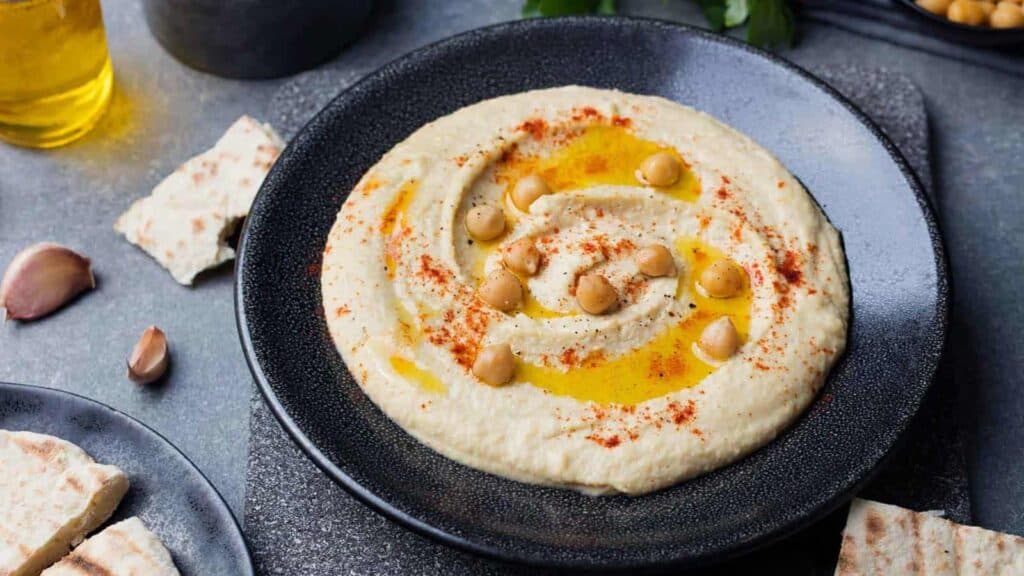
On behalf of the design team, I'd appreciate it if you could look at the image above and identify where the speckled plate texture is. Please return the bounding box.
[0,382,254,576]
[236,17,949,571]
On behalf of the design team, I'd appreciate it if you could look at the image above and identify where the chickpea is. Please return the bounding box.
[478,269,523,312]
[637,244,676,278]
[638,151,682,187]
[575,273,618,315]
[511,174,551,211]
[465,205,505,241]
[947,0,987,25]
[916,0,953,14]
[504,237,541,276]
[698,317,741,360]
[699,258,745,298]
[991,1,1024,26]
[472,343,516,386]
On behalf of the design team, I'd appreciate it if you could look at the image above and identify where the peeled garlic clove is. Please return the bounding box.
[127,326,169,385]
[0,242,95,321]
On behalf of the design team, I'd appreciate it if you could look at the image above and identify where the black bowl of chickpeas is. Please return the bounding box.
[899,0,1024,46]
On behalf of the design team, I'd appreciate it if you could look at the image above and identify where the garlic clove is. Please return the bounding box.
[127,326,169,385]
[0,242,95,321]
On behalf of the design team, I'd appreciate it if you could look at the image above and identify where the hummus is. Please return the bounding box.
[322,86,849,495]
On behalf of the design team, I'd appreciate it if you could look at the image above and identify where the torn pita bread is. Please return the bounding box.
[41,517,179,576]
[955,524,1024,575]
[836,498,1024,575]
[0,431,129,576]
[114,115,284,285]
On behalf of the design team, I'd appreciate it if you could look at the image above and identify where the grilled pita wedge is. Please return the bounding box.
[0,431,129,576]
[836,498,1024,575]
[41,518,179,576]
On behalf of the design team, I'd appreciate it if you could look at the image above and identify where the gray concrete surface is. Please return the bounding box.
[0,0,1020,538]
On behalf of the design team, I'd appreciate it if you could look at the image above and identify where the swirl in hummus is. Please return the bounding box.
[322,86,849,495]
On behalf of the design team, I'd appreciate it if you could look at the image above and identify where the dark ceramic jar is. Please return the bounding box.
[142,0,373,79]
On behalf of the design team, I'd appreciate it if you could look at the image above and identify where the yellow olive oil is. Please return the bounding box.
[0,0,113,148]
[389,356,447,394]
[517,239,751,405]
[497,125,701,203]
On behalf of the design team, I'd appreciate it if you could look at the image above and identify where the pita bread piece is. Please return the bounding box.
[0,431,129,576]
[41,517,180,576]
[114,115,284,285]
[836,498,1024,575]
[954,524,1024,575]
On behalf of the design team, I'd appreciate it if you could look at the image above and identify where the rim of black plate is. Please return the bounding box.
[0,381,255,576]
[235,16,950,571]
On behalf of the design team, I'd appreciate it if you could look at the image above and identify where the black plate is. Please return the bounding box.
[0,382,254,576]
[236,17,948,571]
[897,0,1024,47]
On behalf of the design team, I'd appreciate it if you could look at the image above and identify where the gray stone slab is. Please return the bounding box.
[1,0,1021,555]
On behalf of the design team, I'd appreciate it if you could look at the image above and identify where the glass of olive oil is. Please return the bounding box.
[0,0,113,148]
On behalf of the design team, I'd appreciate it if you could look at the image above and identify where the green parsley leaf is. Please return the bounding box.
[746,0,794,48]
[522,0,616,17]
[696,0,727,32]
[522,0,542,17]
[520,0,793,49]
[595,0,616,15]
[723,0,750,27]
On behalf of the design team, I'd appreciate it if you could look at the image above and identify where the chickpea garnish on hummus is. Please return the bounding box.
[472,343,517,386]
[465,205,506,241]
[503,238,541,276]
[322,87,849,495]
[699,258,746,298]
[478,268,523,312]
[698,317,741,361]
[638,151,682,187]
[575,273,619,315]
[510,174,552,211]
[636,244,676,278]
